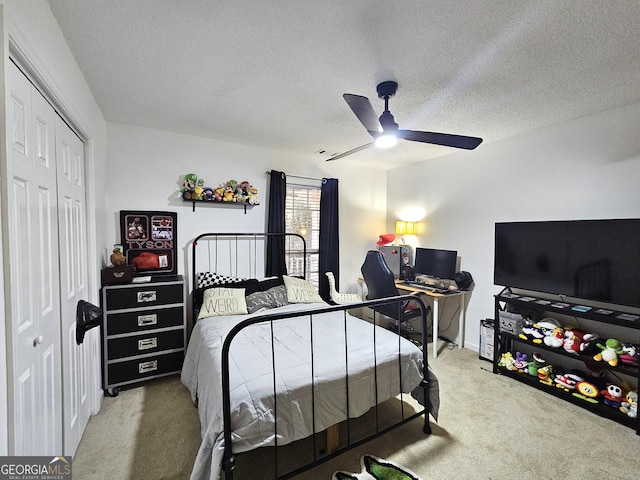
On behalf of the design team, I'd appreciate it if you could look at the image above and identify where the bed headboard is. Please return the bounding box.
[191,232,306,290]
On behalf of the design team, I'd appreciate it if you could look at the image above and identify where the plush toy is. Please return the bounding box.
[213,187,224,201]
[234,185,246,202]
[573,380,600,403]
[619,343,640,365]
[110,248,126,267]
[600,384,624,408]
[226,179,238,191]
[543,327,565,348]
[181,173,198,200]
[513,351,528,373]
[223,187,235,202]
[498,352,516,371]
[563,328,597,355]
[526,352,546,376]
[620,391,638,418]
[554,372,584,392]
[519,318,560,344]
[593,338,625,367]
[202,187,214,200]
[248,186,259,205]
[538,364,555,386]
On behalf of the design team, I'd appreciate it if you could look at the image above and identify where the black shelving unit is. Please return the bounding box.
[494,287,640,434]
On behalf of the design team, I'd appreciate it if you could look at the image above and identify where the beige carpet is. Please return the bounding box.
[72,343,640,479]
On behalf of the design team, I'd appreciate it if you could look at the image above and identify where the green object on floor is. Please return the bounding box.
[333,455,421,480]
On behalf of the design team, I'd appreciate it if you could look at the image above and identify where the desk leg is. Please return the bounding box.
[457,293,467,349]
[432,297,440,359]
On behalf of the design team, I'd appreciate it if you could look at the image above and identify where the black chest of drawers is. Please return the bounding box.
[101,275,185,396]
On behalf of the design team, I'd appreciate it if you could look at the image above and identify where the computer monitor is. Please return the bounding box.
[414,247,458,280]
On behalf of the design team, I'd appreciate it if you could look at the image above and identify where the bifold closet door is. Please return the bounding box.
[6,60,91,456]
[55,114,91,455]
[6,60,63,455]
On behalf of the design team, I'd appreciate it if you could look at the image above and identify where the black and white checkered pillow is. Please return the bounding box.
[196,272,247,288]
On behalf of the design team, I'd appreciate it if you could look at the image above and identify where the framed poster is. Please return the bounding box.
[119,210,177,275]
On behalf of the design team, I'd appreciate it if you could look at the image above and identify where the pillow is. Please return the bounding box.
[197,287,248,319]
[283,275,323,303]
[246,285,288,314]
[257,276,284,292]
[193,279,260,309]
[197,272,248,288]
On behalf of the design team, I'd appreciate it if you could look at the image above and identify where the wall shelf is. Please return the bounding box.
[183,199,259,213]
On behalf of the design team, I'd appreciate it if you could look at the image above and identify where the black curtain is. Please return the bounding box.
[319,178,339,302]
[266,170,287,277]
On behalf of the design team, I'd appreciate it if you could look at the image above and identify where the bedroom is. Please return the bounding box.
[1,0,640,478]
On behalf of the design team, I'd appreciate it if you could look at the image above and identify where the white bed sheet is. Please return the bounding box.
[181,302,437,480]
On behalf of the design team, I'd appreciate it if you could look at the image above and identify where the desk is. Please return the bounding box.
[395,281,469,358]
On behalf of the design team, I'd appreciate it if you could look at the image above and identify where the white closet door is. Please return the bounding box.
[7,61,63,455]
[55,116,90,455]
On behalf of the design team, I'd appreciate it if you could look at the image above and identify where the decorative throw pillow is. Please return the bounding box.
[196,272,248,288]
[246,285,288,313]
[197,287,247,319]
[283,275,324,303]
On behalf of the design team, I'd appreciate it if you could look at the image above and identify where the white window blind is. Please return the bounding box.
[285,184,320,287]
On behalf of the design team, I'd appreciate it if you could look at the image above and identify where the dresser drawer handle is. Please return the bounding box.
[139,360,158,374]
[138,337,158,350]
[138,314,157,326]
[137,290,157,303]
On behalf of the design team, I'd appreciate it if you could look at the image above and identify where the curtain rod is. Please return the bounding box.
[265,171,323,182]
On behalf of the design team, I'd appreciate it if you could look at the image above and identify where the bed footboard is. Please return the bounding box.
[220,296,432,480]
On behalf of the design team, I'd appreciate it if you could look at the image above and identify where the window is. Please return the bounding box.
[285,184,320,287]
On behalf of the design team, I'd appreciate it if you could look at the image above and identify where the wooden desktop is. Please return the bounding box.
[395,280,469,358]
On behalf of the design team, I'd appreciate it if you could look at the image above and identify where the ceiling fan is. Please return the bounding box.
[327,81,483,161]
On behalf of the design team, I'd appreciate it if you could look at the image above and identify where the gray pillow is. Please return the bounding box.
[246,285,288,314]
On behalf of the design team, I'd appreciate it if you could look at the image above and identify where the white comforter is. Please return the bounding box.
[181,302,436,480]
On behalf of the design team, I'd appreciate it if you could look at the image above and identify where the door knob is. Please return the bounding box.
[33,335,43,347]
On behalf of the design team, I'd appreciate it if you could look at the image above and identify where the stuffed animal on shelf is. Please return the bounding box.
[248,186,259,205]
[600,384,624,408]
[554,372,584,392]
[110,248,126,267]
[213,187,224,201]
[519,318,560,344]
[593,338,625,367]
[498,352,516,371]
[620,391,638,418]
[563,328,597,355]
[513,351,528,373]
[537,364,555,386]
[181,173,198,200]
[223,187,235,202]
[619,343,640,365]
[543,327,565,348]
[573,381,600,404]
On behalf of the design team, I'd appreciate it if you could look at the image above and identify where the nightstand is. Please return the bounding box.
[101,275,185,396]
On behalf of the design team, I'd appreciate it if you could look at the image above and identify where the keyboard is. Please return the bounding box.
[402,282,451,294]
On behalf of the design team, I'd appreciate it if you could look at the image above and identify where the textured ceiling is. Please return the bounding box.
[46,0,640,169]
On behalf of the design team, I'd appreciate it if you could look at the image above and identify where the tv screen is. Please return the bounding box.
[494,219,640,307]
[414,247,458,280]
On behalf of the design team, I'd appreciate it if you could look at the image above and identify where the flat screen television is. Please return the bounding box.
[414,247,458,280]
[494,219,640,307]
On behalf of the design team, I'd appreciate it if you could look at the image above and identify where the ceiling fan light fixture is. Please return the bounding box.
[375,133,397,149]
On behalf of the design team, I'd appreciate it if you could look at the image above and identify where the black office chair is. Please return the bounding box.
[361,250,429,339]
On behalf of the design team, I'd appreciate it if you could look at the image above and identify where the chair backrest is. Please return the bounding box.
[361,250,399,300]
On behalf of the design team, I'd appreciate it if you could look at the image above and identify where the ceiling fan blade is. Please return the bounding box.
[398,130,483,150]
[343,94,382,135]
[326,142,374,161]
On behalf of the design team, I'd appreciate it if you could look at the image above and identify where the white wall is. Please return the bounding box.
[1,0,108,453]
[388,101,640,352]
[105,122,387,298]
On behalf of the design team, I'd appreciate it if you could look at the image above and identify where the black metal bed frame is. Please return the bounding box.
[190,233,432,479]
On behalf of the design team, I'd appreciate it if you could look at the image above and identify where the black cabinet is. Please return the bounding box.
[101,275,186,396]
[494,287,640,434]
